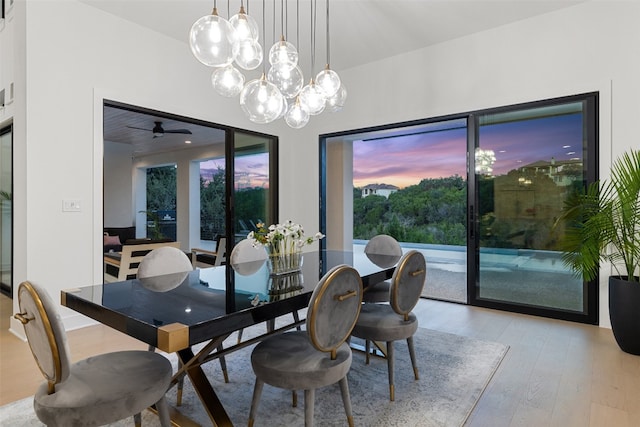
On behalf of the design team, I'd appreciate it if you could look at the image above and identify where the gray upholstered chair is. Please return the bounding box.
[136,246,229,405]
[351,250,426,401]
[362,234,402,303]
[13,281,172,427]
[248,264,363,427]
[231,239,301,344]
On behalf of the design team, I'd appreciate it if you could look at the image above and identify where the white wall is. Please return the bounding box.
[278,1,639,327]
[10,0,640,335]
[10,0,268,334]
[103,142,134,227]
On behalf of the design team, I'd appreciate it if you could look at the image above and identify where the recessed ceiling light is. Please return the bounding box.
[185,140,192,144]
[567,151,575,155]
[563,145,571,148]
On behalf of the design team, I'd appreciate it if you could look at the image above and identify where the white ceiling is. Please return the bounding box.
[83,0,583,73]
[94,0,583,155]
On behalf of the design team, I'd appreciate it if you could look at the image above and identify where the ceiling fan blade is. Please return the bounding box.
[163,129,193,135]
[126,125,153,131]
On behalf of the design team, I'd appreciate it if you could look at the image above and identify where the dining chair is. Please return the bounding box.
[248,264,363,427]
[136,245,230,406]
[13,281,172,427]
[351,250,426,401]
[362,234,402,303]
[230,239,301,344]
[104,241,181,283]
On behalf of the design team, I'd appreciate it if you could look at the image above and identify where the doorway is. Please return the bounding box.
[102,101,279,271]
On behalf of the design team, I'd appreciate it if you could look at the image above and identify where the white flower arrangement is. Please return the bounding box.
[248,220,325,256]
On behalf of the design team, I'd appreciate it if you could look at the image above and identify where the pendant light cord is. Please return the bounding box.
[326,0,330,67]
[262,0,267,74]
[310,0,317,76]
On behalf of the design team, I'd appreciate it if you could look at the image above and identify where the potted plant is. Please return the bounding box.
[558,149,640,355]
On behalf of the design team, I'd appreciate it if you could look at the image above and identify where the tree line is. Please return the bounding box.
[354,176,467,245]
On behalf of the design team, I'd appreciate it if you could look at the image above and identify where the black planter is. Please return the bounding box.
[609,276,640,355]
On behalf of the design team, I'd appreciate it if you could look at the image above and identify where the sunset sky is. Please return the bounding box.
[199,112,583,191]
[200,154,270,189]
[353,113,583,189]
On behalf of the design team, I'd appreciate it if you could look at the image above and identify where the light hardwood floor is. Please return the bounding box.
[1,292,639,426]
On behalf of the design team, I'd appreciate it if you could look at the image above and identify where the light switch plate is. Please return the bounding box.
[62,199,81,212]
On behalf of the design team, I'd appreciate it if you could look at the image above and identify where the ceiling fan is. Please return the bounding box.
[127,121,193,138]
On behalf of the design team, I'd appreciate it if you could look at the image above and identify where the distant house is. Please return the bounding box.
[361,183,399,199]
[519,157,583,187]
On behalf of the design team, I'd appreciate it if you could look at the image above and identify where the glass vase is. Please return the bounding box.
[267,251,303,276]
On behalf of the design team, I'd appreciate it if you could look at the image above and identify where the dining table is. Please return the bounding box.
[61,249,400,427]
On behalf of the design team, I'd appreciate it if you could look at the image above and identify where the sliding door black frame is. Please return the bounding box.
[468,92,599,325]
[319,91,599,325]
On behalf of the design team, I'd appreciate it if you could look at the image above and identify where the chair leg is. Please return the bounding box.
[248,379,264,427]
[338,377,354,427]
[304,389,315,427]
[177,359,184,406]
[365,339,371,365]
[292,390,298,407]
[134,412,141,427]
[407,336,419,380]
[218,344,229,383]
[237,328,244,344]
[266,319,275,332]
[155,396,172,427]
[387,341,395,401]
[293,310,301,331]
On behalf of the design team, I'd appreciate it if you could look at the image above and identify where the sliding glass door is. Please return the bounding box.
[470,94,598,323]
[321,92,598,324]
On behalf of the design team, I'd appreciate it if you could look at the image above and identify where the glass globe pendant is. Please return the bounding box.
[267,63,304,99]
[316,65,341,97]
[299,79,327,115]
[277,96,289,120]
[211,65,245,97]
[229,5,259,43]
[189,8,235,67]
[325,83,347,112]
[240,74,285,124]
[285,97,310,129]
[233,39,263,70]
[268,37,298,71]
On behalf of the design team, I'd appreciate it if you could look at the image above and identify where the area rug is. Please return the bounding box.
[0,328,508,427]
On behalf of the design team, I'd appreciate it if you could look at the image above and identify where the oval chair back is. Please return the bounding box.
[364,234,402,268]
[307,265,364,358]
[230,239,268,276]
[390,250,427,320]
[137,246,193,278]
[363,234,402,303]
[15,281,72,394]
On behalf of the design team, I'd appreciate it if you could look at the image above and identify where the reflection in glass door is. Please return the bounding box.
[231,131,278,246]
[0,125,12,295]
[472,95,598,323]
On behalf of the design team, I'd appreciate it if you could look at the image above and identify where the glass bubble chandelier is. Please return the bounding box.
[189,0,346,129]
